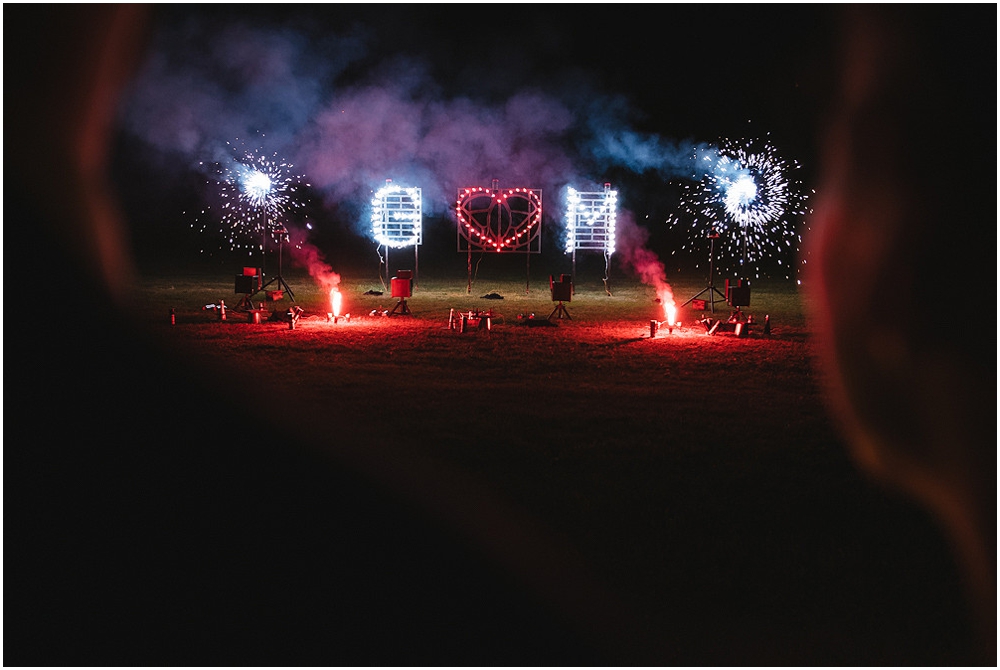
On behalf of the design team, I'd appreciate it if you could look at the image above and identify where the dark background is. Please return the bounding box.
[5,3,995,666]
[105,4,843,277]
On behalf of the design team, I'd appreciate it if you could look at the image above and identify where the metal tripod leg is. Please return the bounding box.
[260,275,295,301]
[548,302,571,320]
[389,298,411,316]
[236,293,257,311]
[682,285,727,313]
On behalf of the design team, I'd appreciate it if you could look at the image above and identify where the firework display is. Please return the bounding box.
[371,182,423,248]
[192,137,311,255]
[456,182,542,254]
[670,137,810,279]
[564,184,617,255]
[564,183,618,294]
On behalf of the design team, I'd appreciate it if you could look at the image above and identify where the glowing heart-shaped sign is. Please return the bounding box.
[456,184,542,253]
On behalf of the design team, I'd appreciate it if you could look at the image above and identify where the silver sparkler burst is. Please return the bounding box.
[670,137,811,280]
[190,136,311,256]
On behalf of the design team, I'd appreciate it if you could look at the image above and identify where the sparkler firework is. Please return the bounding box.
[565,183,618,294]
[564,184,617,256]
[670,137,811,279]
[191,136,311,256]
[372,182,423,248]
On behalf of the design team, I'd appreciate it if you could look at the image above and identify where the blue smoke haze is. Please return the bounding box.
[117,9,712,235]
[115,5,823,284]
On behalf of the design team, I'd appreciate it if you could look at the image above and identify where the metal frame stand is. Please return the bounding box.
[235,293,257,311]
[260,226,295,301]
[682,228,726,313]
[549,301,571,320]
[234,269,262,311]
[389,298,411,316]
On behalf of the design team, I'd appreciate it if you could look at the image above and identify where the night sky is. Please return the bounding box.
[108,4,845,274]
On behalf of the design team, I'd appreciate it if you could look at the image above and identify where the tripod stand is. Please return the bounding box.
[548,275,572,320]
[548,301,571,320]
[389,297,412,316]
[682,228,727,313]
[389,271,412,316]
[235,271,261,311]
[260,225,295,301]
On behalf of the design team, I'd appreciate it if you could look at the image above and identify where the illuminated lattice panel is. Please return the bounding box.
[371,184,422,248]
[564,184,617,254]
[456,184,542,253]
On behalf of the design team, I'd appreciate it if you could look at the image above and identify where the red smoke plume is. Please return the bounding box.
[615,210,676,320]
[288,230,341,292]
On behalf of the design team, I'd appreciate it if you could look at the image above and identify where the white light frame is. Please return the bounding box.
[564,184,617,255]
[372,183,423,248]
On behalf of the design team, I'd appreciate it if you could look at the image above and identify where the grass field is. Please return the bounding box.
[121,263,974,665]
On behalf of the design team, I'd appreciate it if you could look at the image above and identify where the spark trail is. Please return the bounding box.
[190,136,311,256]
[670,137,811,280]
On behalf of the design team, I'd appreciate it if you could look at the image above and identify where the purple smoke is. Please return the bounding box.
[116,9,708,293]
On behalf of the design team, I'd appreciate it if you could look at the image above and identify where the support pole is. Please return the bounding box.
[682,228,725,313]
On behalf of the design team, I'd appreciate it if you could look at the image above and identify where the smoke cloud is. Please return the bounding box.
[288,229,341,292]
[116,8,710,296]
[615,210,676,313]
